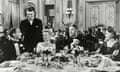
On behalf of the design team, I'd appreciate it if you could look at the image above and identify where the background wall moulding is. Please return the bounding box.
[86,0,119,2]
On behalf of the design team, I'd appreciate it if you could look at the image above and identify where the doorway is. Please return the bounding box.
[85,1,116,29]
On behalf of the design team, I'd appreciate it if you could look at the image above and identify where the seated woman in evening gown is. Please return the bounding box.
[97,26,120,61]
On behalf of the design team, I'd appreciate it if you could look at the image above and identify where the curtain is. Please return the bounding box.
[39,0,44,20]
[11,2,20,28]
[2,0,10,29]
[71,0,76,25]
[55,0,63,29]
[62,0,68,25]
[63,0,68,16]
[2,0,20,29]
[0,0,2,11]
[78,0,85,30]
[19,0,25,20]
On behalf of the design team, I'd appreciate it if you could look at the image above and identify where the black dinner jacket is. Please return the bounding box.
[20,18,44,45]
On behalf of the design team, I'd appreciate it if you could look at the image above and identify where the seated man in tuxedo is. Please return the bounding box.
[0,27,17,61]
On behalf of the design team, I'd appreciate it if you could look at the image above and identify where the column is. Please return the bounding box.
[38,0,45,21]
[78,0,86,30]
[2,0,10,29]
[55,0,63,30]
[19,0,25,20]
[116,1,120,33]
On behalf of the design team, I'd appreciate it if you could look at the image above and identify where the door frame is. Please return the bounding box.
[85,0,119,30]
[86,0,119,2]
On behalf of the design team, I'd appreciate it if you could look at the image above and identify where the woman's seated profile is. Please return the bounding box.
[97,26,120,61]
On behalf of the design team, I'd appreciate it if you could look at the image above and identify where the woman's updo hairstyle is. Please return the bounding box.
[107,26,116,39]
[24,2,36,17]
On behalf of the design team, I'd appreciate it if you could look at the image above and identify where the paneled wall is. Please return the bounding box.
[2,0,9,28]
[78,0,86,30]
[2,0,20,29]
[86,1,116,27]
[55,0,63,29]
[0,0,2,11]
[116,1,120,33]
[54,0,120,32]
[85,0,120,32]
[9,1,20,28]
[1,0,120,32]
[55,0,78,30]
[0,0,3,25]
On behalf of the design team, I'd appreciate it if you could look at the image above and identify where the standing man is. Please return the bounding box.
[20,6,43,53]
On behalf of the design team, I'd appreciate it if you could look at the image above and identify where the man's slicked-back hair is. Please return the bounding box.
[70,24,78,29]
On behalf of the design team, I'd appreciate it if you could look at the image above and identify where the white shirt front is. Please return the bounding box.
[106,39,117,48]
[29,20,33,25]
[14,43,20,56]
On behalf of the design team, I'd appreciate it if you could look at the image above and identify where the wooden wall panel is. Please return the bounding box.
[55,0,63,30]
[90,5,100,26]
[116,1,120,33]
[38,0,44,21]
[45,0,55,5]
[105,2,116,27]
[10,2,20,28]
[85,1,118,30]
[2,0,10,29]
[71,0,77,25]
[0,0,2,11]
[78,0,86,30]
[1,0,120,31]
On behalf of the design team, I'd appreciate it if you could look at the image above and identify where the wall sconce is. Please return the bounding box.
[65,8,74,19]
[63,0,74,26]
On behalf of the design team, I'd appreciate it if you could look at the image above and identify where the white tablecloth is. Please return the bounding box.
[0,58,120,72]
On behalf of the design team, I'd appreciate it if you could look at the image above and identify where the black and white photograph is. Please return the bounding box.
[0,0,120,72]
